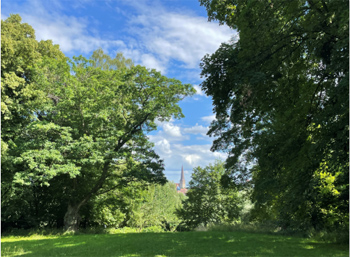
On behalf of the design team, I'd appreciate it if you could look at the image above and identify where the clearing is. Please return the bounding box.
[1,231,348,257]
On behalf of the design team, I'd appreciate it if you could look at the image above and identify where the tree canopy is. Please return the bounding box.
[199,0,348,231]
[177,161,242,229]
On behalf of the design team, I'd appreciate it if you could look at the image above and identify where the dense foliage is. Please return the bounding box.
[199,0,348,232]
[1,15,194,232]
[126,182,185,231]
[87,181,185,231]
[177,161,243,229]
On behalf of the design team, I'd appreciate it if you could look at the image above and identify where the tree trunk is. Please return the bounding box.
[64,204,81,232]
[62,162,110,232]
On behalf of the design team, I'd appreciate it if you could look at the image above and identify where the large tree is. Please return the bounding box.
[1,14,67,230]
[199,0,348,230]
[2,15,195,231]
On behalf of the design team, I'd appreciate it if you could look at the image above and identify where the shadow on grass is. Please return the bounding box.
[1,231,348,257]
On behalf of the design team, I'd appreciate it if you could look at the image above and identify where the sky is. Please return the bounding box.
[2,0,237,184]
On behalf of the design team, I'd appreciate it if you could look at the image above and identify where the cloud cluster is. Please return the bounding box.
[3,0,234,75]
[126,9,233,71]
[149,120,226,182]
[2,0,126,54]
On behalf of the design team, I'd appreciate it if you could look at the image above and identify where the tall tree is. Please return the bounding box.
[199,0,348,230]
[1,14,66,230]
[2,15,195,231]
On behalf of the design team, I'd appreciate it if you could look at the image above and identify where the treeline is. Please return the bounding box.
[2,0,349,237]
[2,178,185,232]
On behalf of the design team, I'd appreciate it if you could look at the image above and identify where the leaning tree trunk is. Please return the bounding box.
[64,204,81,232]
[63,162,111,232]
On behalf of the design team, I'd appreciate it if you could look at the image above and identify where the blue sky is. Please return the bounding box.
[2,0,237,183]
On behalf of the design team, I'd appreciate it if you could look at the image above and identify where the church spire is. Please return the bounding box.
[180,165,186,189]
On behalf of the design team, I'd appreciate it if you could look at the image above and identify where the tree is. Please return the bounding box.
[2,15,195,231]
[86,181,185,231]
[177,161,242,229]
[91,47,134,70]
[199,0,348,231]
[126,182,185,231]
[1,14,67,231]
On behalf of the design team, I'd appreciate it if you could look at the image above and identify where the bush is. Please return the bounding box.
[1,228,64,237]
[308,228,349,244]
[142,226,164,233]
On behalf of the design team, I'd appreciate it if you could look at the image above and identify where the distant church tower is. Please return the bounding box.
[176,166,188,194]
[180,165,186,189]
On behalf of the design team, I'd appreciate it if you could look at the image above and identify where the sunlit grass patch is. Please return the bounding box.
[1,231,348,257]
[1,246,31,257]
[1,235,60,242]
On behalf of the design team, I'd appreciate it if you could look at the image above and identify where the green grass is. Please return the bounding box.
[1,231,348,257]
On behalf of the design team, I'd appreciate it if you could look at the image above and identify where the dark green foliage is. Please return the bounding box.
[88,182,185,231]
[199,0,349,232]
[1,14,67,232]
[177,161,242,229]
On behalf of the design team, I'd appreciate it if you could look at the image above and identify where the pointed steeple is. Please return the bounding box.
[180,165,186,189]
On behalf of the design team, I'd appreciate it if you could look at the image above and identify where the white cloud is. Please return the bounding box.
[29,16,125,53]
[129,11,234,70]
[183,124,208,136]
[154,139,172,155]
[171,143,227,171]
[163,123,182,138]
[148,120,189,145]
[193,84,206,96]
[201,114,216,124]
[116,7,235,73]
[185,154,202,166]
[3,0,125,55]
[158,142,227,183]
[140,54,167,73]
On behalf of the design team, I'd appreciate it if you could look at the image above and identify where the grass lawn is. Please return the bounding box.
[1,231,348,257]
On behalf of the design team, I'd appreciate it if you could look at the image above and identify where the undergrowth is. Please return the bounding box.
[1,225,166,238]
[205,223,349,244]
[3,223,348,244]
